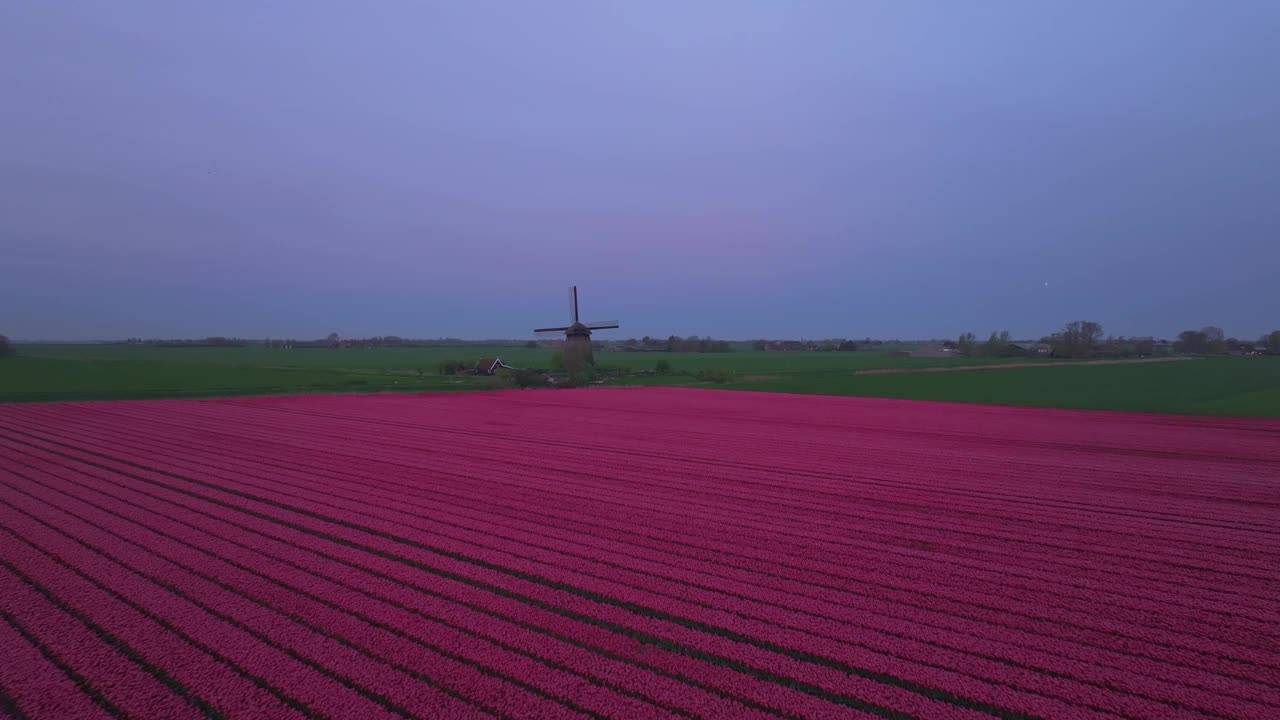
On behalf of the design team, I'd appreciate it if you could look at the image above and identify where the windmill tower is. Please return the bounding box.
[534,286,619,375]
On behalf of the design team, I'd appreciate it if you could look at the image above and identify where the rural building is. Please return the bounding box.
[766,340,809,351]
[1010,343,1051,356]
[474,357,513,375]
[909,347,960,358]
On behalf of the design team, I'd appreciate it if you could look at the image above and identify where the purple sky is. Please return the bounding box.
[3,2,1278,341]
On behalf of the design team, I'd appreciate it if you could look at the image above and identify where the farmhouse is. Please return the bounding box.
[474,357,513,375]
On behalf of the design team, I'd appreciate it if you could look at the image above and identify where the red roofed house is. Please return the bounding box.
[475,357,513,375]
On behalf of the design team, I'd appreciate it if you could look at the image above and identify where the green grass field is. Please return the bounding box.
[2,345,1277,416]
[729,358,1280,417]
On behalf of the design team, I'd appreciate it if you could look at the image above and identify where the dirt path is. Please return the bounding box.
[854,356,1198,376]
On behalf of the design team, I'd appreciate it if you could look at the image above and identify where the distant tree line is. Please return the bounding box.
[0,334,11,357]
[958,322,1179,359]
[278,335,539,349]
[118,335,542,349]
[91,326,1280,358]
[121,336,249,347]
[615,336,734,353]
[1173,326,1227,355]
[1174,326,1280,355]
[955,331,1021,358]
[954,321,1280,359]
[957,322,1122,358]
[751,339,865,352]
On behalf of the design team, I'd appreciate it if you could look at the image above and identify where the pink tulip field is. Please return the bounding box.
[1,387,1277,719]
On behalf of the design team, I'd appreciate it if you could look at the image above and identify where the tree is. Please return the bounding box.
[549,350,564,372]
[982,331,1010,357]
[1069,321,1103,357]
[1099,335,1130,358]
[437,360,467,374]
[1201,326,1227,354]
[1047,321,1103,358]
[0,334,10,357]
[1264,330,1280,355]
[1079,321,1103,353]
[1175,329,1207,354]
[1175,328,1229,354]
[655,359,672,375]
[956,333,976,357]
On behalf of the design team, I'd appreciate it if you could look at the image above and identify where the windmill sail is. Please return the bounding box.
[532,285,619,373]
[534,286,616,335]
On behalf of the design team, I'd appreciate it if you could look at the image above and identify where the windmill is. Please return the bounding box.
[534,286,619,375]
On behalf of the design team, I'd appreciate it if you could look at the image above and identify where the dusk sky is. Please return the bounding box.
[3,2,1278,341]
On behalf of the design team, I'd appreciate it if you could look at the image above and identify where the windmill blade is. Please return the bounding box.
[584,320,620,330]
[569,286,580,324]
[534,326,571,334]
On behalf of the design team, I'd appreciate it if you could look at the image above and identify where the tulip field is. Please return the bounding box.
[0,388,1277,720]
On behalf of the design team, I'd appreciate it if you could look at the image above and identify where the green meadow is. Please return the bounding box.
[730,357,1280,417]
[2,344,1276,417]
